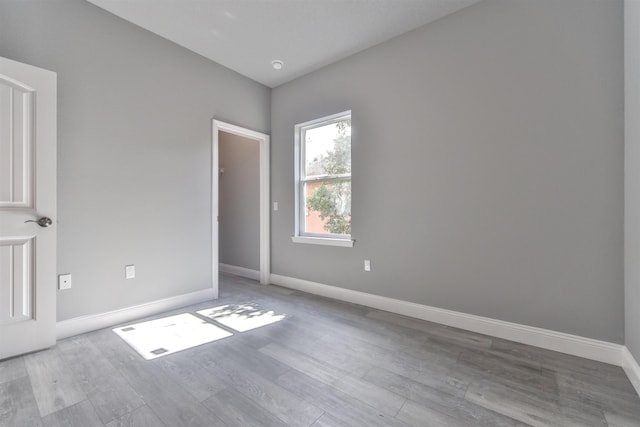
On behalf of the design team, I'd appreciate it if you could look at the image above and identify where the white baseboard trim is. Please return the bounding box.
[56,288,216,340]
[219,263,261,281]
[270,274,624,367]
[622,346,640,396]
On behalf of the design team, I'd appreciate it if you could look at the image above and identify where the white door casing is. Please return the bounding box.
[0,56,57,360]
[212,120,270,289]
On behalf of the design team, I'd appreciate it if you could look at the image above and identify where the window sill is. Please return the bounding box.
[291,236,355,248]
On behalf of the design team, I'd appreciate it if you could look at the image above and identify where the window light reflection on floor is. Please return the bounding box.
[112,312,233,360]
[197,303,286,332]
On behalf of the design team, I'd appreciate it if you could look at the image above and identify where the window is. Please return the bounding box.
[293,111,353,247]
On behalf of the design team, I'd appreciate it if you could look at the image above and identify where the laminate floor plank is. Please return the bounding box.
[0,356,27,385]
[304,311,463,367]
[114,361,225,427]
[558,365,640,402]
[364,365,467,402]
[605,411,640,427]
[0,376,43,427]
[465,380,609,427]
[41,400,104,427]
[283,312,457,384]
[397,398,480,427]
[277,370,410,427]
[457,348,558,394]
[56,334,144,424]
[556,372,640,421]
[81,372,145,425]
[330,374,406,417]
[211,340,291,382]
[105,405,167,427]
[24,348,87,417]
[155,349,228,402]
[365,366,527,426]
[235,283,371,323]
[458,342,544,372]
[259,342,347,384]
[56,335,118,381]
[251,318,375,377]
[491,337,633,392]
[366,309,493,351]
[200,346,323,427]
[311,413,352,427]
[202,386,291,427]
[86,328,142,364]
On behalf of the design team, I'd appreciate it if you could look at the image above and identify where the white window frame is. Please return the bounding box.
[292,111,354,248]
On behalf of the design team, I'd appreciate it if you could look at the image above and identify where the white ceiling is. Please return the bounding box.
[87,0,481,88]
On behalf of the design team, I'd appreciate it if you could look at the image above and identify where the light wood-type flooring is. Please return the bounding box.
[1,273,639,426]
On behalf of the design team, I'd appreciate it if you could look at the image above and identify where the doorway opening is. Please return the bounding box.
[212,120,270,295]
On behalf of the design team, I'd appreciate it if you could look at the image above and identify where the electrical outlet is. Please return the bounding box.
[364,259,371,272]
[58,274,72,290]
[125,264,135,279]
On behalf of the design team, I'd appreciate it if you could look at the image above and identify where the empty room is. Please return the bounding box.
[1,0,640,425]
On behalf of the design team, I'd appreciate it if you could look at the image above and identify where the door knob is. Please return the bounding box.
[25,217,53,227]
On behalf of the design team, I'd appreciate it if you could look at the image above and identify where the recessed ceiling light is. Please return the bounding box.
[271,60,284,70]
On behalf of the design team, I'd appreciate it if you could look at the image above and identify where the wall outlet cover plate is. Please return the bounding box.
[58,273,72,290]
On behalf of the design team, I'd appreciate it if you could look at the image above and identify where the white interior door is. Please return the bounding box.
[0,56,57,360]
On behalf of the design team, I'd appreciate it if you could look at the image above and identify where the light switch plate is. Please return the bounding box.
[125,265,135,279]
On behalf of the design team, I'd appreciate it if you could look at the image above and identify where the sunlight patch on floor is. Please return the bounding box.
[197,303,286,332]
[113,313,233,360]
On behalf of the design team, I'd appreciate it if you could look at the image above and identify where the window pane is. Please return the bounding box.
[304,119,351,178]
[304,179,351,235]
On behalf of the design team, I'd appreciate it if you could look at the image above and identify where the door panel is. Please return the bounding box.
[0,78,34,208]
[0,237,34,324]
[0,56,56,360]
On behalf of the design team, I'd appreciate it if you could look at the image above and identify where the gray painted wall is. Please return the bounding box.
[271,0,624,343]
[219,131,260,271]
[0,0,270,321]
[626,0,640,360]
